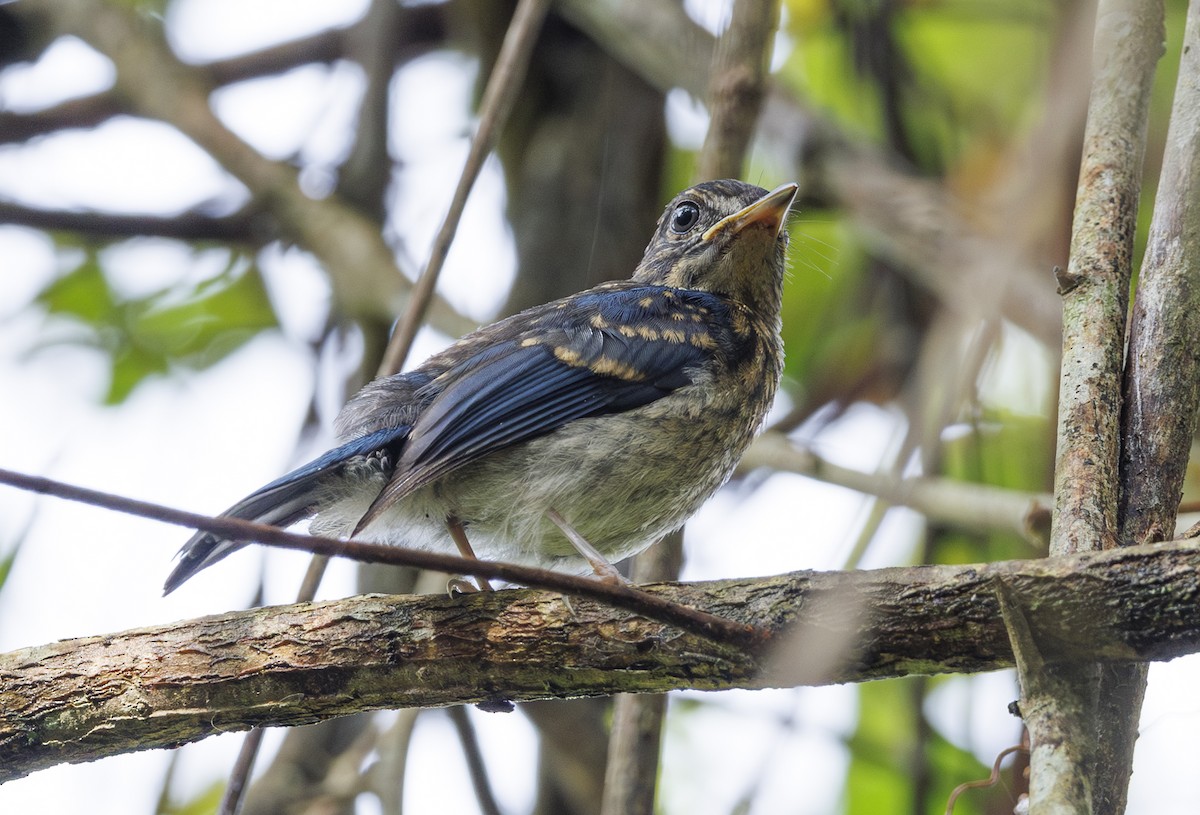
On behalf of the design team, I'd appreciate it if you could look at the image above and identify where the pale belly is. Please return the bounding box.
[309,408,749,573]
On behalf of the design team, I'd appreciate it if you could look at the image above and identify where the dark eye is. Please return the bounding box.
[670,201,701,233]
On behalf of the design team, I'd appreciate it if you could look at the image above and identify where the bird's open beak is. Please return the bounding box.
[702,183,799,242]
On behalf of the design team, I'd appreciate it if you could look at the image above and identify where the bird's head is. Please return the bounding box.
[633,179,798,319]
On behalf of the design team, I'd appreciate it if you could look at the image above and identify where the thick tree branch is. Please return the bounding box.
[4,539,1200,783]
[1095,4,1200,813]
[1052,0,1160,557]
[1119,0,1200,547]
[995,581,1095,815]
[1041,1,1163,812]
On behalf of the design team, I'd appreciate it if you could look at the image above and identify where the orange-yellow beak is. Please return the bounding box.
[702,182,798,242]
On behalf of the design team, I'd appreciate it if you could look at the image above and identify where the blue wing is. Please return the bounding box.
[353,285,728,532]
[164,425,411,594]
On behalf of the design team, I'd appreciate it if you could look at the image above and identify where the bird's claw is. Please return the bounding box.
[447,577,487,596]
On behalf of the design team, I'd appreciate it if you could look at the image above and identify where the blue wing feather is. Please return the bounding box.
[163,424,412,593]
[352,286,728,531]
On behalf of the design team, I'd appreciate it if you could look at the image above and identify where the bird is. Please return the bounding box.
[164,179,798,594]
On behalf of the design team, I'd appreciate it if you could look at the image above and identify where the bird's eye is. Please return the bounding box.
[670,201,701,233]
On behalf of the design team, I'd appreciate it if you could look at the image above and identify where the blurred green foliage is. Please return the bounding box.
[847,678,1019,815]
[0,544,15,595]
[31,247,278,404]
[158,779,224,815]
[782,0,1056,172]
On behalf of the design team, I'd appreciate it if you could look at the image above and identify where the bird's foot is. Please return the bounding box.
[446,515,494,592]
[592,568,631,587]
[446,577,493,596]
[545,508,630,586]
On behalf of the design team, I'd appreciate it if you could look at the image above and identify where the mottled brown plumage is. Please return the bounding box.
[166,180,797,593]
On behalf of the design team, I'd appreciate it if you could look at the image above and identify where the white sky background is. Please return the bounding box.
[0,1,1198,813]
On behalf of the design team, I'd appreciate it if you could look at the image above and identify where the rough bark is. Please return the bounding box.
[1033,0,1164,811]
[1052,0,1161,557]
[5,539,1200,783]
[1101,3,1200,812]
[1119,0,1200,547]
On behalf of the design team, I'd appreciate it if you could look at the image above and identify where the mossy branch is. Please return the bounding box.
[5,538,1200,783]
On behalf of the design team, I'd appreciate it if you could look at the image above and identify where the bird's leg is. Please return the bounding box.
[446,515,494,592]
[545,508,629,586]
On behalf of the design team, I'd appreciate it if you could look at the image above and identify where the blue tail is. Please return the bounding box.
[163,425,410,594]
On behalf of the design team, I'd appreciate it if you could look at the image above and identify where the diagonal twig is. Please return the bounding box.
[0,467,763,648]
[378,0,552,377]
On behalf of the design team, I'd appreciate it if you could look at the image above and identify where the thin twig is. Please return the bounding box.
[447,707,504,815]
[218,729,266,815]
[219,553,330,815]
[944,745,1029,815]
[223,4,548,799]
[221,3,546,802]
[0,467,762,648]
[378,0,552,376]
[746,433,1051,545]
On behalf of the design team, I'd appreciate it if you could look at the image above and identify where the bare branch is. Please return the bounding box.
[0,200,265,241]
[744,433,1052,545]
[11,0,473,337]
[0,5,447,146]
[1051,0,1161,556]
[5,538,1200,782]
[1119,0,1200,546]
[1039,1,1164,812]
[695,0,778,182]
[379,0,551,376]
[994,580,1095,815]
[0,92,123,144]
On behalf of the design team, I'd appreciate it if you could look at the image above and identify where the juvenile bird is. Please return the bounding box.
[164,179,797,593]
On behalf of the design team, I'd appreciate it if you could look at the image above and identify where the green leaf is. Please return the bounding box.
[31,247,280,404]
[36,251,116,324]
[133,263,277,367]
[159,778,224,815]
[0,544,18,594]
